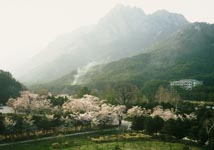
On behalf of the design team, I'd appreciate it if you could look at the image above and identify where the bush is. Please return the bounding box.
[183,145,191,150]
[62,141,69,147]
[114,145,121,150]
[0,135,5,141]
[51,142,60,149]
[91,132,151,142]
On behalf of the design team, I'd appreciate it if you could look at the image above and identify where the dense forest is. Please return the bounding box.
[0,70,23,105]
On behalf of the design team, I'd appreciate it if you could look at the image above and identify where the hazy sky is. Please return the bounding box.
[0,0,214,73]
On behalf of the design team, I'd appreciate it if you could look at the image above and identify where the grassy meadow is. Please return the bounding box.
[0,131,202,150]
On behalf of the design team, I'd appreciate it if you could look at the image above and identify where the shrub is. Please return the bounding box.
[183,145,191,150]
[0,135,5,141]
[114,145,121,150]
[51,142,60,149]
[62,141,69,147]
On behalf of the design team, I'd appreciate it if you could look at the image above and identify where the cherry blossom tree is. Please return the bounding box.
[7,91,52,114]
[62,95,126,127]
[127,106,146,118]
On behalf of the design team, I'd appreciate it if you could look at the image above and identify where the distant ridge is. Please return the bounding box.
[30,22,214,96]
[17,4,188,84]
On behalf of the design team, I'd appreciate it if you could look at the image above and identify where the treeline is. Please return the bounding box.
[110,80,214,103]
[33,78,214,105]
[175,85,214,101]
[87,79,214,105]
[131,108,214,148]
[0,70,24,105]
[31,74,214,104]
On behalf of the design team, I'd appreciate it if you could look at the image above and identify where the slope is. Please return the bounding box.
[17,4,188,84]
[0,70,24,104]
[36,22,214,96]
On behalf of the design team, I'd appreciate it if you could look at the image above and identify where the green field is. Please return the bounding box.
[0,140,201,150]
[0,132,202,150]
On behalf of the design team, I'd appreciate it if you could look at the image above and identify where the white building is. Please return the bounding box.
[170,79,203,90]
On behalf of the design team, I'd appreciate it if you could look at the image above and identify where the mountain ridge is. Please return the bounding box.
[31,22,214,95]
[16,4,189,84]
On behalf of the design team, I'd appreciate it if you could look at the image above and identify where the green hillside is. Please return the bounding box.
[0,70,24,105]
[81,23,214,83]
[31,23,214,101]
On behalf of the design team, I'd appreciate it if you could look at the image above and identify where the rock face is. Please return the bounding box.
[17,4,189,84]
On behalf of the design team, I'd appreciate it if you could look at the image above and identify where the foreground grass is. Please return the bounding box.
[67,141,201,150]
[0,131,202,150]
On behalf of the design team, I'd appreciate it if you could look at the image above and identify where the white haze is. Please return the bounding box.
[72,59,109,85]
[0,0,214,75]
[72,61,99,85]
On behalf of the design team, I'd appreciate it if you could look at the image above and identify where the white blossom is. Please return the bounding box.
[127,106,145,117]
[4,116,16,132]
[7,91,52,113]
[151,106,177,121]
[62,95,126,126]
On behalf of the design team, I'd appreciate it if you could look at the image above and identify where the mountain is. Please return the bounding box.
[17,4,188,84]
[35,23,214,95]
[81,23,214,83]
[0,70,24,105]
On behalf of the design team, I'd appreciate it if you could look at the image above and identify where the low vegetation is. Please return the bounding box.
[0,131,201,150]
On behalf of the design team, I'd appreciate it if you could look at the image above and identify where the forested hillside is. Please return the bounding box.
[35,23,214,102]
[0,70,24,104]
